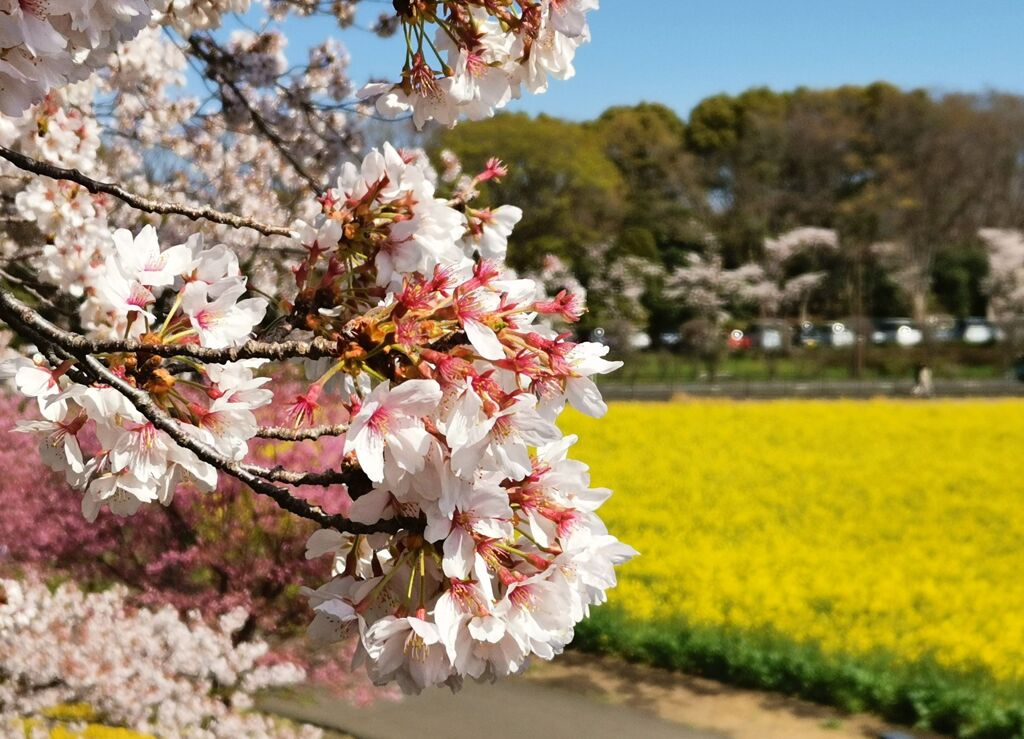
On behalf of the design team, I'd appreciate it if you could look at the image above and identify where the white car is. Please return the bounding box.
[960,318,1000,345]
[824,322,856,348]
[628,331,652,350]
[872,319,923,347]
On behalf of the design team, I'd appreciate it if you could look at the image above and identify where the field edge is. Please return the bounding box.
[572,607,1024,739]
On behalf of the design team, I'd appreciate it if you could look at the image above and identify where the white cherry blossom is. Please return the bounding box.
[344,379,443,483]
[181,279,268,349]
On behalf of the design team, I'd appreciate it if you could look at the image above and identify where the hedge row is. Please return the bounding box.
[572,608,1024,738]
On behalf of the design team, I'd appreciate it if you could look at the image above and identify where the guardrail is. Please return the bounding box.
[598,379,1024,400]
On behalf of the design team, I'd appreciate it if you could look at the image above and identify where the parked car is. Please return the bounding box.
[926,315,958,343]
[745,322,786,351]
[628,331,652,350]
[821,321,856,348]
[794,321,825,348]
[958,317,1001,345]
[872,319,923,347]
[726,329,751,349]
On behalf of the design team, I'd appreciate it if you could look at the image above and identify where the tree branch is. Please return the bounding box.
[0,286,415,535]
[0,292,340,363]
[240,462,358,488]
[0,145,295,238]
[256,424,349,441]
[88,337,341,363]
[188,36,326,196]
[77,353,409,534]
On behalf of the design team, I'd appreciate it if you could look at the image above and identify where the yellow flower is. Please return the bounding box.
[563,399,1024,683]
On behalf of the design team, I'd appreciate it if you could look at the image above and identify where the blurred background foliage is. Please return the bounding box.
[434,84,1024,343]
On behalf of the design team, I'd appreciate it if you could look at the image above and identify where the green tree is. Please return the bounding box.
[593,103,705,254]
[932,243,989,318]
[592,103,709,339]
[688,84,1024,320]
[434,113,624,272]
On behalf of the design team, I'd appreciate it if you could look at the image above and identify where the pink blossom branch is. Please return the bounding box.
[0,286,412,534]
[0,291,339,363]
[78,353,400,532]
[0,144,294,238]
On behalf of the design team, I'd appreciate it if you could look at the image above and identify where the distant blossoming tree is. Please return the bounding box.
[665,242,775,377]
[0,0,636,696]
[763,227,840,322]
[978,227,1024,350]
[978,228,1024,320]
[0,576,320,737]
[666,248,777,326]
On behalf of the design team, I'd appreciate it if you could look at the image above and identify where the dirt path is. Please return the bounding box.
[525,652,941,739]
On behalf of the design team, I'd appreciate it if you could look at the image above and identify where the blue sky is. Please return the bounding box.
[218,0,1024,121]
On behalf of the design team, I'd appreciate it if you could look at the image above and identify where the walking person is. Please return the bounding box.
[912,362,934,398]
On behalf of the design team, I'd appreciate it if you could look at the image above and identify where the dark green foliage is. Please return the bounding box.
[933,244,990,318]
[592,102,705,253]
[434,113,625,272]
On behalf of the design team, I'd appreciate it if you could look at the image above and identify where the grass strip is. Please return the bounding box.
[572,607,1024,738]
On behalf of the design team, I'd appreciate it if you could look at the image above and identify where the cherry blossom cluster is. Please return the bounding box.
[662,229,841,327]
[582,241,666,332]
[1,0,594,274]
[360,0,599,128]
[0,0,155,115]
[667,247,776,325]
[274,144,633,691]
[158,0,253,35]
[0,0,276,116]
[763,227,839,263]
[1,85,118,294]
[535,254,587,308]
[0,577,321,738]
[0,388,399,707]
[0,0,633,697]
[761,227,839,316]
[2,224,269,520]
[4,141,634,692]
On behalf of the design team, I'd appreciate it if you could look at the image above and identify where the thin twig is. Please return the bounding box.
[188,36,325,195]
[0,145,295,238]
[239,462,354,487]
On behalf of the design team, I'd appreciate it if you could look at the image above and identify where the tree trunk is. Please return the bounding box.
[911,290,928,324]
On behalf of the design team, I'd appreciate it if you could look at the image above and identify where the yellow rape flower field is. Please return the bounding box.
[562,399,1024,697]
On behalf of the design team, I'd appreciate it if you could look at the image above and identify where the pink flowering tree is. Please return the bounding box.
[978,227,1024,352]
[0,0,635,695]
[763,227,840,322]
[667,246,778,327]
[0,576,324,737]
[665,242,777,377]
